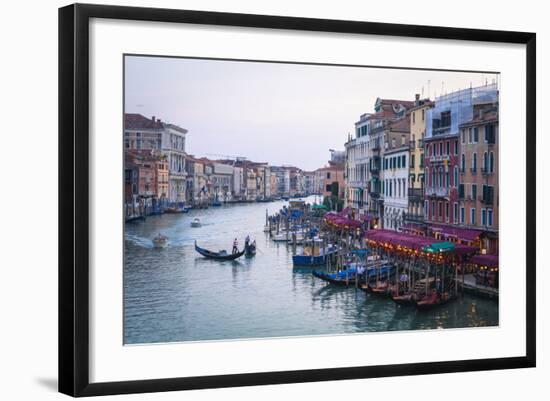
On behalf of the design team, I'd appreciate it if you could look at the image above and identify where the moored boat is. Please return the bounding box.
[194,241,245,260]
[292,240,338,266]
[191,218,202,227]
[312,268,358,285]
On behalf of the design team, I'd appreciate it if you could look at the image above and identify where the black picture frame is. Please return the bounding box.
[59,3,536,397]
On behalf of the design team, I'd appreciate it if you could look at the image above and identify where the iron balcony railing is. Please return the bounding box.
[407,188,424,198]
[425,187,449,197]
[403,212,425,222]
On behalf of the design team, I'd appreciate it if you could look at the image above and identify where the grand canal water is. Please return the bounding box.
[124,196,498,344]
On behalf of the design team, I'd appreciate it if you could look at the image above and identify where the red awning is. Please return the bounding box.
[429,224,483,242]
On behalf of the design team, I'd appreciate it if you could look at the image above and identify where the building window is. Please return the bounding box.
[446,141,450,155]
[431,201,435,220]
[468,128,472,143]
[461,154,465,172]
[412,111,416,124]
[454,140,458,155]
[472,184,477,200]
[460,207,465,223]
[481,208,487,226]
[454,166,459,187]
[441,110,451,127]
[402,155,406,168]
[470,208,476,225]
[472,153,477,172]
[488,209,493,226]
[438,202,442,218]
[461,129,466,144]
[326,172,331,179]
[445,203,449,222]
[490,152,494,173]
[439,142,443,155]
[473,127,479,143]
[453,202,458,223]
[422,109,425,121]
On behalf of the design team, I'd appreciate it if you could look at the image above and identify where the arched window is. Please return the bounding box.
[489,152,494,173]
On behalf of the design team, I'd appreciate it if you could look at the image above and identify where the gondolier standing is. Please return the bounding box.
[232,238,239,254]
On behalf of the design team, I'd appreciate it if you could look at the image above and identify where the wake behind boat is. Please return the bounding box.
[194,241,245,261]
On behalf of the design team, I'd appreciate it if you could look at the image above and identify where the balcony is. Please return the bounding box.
[403,212,425,222]
[479,195,494,205]
[429,154,450,163]
[425,187,449,198]
[369,192,381,199]
[481,167,493,175]
[407,188,424,199]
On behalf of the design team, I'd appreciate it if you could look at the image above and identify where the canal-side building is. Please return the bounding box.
[365,98,415,227]
[404,96,432,227]
[381,115,411,230]
[185,156,208,205]
[458,101,499,253]
[210,162,235,202]
[345,115,370,214]
[316,161,345,199]
[162,122,188,203]
[124,149,166,213]
[124,114,189,203]
[424,83,498,230]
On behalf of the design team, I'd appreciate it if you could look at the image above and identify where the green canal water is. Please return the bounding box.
[124,195,498,344]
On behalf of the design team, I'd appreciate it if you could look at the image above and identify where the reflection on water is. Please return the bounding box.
[124,196,498,344]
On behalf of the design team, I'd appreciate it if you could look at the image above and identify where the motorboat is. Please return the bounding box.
[152,233,168,248]
[191,218,202,227]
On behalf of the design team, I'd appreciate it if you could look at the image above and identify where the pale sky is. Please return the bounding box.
[125,55,498,171]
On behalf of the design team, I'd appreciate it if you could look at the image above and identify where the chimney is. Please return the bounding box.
[415,93,420,106]
[152,116,156,122]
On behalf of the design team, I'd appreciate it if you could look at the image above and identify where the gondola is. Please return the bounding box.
[244,242,257,257]
[194,241,245,260]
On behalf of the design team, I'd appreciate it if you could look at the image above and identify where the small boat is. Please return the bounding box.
[152,233,168,248]
[191,218,202,227]
[272,233,290,242]
[194,241,245,260]
[292,241,338,266]
[245,242,257,257]
[212,201,222,207]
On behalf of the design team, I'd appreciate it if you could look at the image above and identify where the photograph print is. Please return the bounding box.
[123,55,499,345]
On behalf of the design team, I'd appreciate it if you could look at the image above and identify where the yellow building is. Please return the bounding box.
[405,95,432,223]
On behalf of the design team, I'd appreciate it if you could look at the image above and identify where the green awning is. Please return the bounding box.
[423,241,455,253]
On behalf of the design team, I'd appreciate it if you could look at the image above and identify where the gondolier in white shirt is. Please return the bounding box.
[232,238,239,254]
